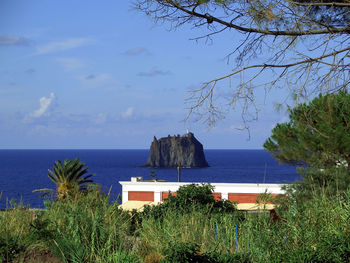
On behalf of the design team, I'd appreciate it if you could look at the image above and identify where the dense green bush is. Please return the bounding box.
[141,184,238,222]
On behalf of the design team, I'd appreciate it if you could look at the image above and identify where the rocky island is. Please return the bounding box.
[143,132,209,168]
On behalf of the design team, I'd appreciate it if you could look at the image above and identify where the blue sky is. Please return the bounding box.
[0,0,288,149]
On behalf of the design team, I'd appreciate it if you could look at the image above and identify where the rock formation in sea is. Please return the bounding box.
[143,132,209,168]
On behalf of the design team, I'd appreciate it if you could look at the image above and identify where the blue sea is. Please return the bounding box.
[0,150,301,209]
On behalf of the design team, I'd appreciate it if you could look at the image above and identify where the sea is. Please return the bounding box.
[0,149,301,209]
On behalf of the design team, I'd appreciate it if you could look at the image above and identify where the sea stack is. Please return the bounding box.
[143,132,209,168]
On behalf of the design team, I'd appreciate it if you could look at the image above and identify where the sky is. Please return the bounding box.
[0,0,288,149]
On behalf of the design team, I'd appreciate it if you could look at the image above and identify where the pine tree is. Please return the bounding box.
[264,91,350,169]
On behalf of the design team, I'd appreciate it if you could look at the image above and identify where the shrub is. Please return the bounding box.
[142,184,237,222]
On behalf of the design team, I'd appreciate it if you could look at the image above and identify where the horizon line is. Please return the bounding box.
[0,148,265,150]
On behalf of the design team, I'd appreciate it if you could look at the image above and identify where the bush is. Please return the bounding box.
[142,184,237,222]
[168,183,216,207]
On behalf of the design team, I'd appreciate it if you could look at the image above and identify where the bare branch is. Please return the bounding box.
[135,0,350,131]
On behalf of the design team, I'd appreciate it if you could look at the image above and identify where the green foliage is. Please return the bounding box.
[0,234,25,263]
[161,241,205,262]
[166,183,237,213]
[168,183,215,207]
[160,241,246,262]
[1,186,350,262]
[138,207,246,262]
[44,188,131,262]
[107,248,141,263]
[254,189,350,263]
[0,188,141,263]
[278,167,350,207]
[33,158,96,200]
[264,91,350,169]
[0,206,35,262]
[137,187,350,262]
[25,217,55,244]
[141,184,237,222]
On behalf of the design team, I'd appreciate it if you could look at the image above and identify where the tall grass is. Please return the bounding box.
[1,188,349,262]
[0,207,34,262]
[136,190,350,262]
[42,190,139,262]
[0,189,140,263]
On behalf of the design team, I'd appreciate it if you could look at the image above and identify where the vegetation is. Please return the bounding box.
[1,182,350,262]
[133,184,238,230]
[264,91,350,169]
[264,91,350,203]
[33,158,96,200]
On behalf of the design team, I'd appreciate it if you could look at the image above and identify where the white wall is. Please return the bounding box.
[119,181,286,203]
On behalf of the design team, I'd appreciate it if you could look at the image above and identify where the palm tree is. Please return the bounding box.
[33,158,96,199]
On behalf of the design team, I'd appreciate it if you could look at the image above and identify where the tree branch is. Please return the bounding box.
[168,0,350,36]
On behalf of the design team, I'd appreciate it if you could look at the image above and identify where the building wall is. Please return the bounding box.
[119,181,286,204]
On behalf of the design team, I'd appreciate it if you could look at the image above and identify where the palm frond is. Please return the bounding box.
[32,188,55,193]
[34,158,97,200]
[48,170,58,184]
[32,188,56,198]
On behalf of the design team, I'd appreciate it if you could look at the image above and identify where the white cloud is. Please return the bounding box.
[32,92,56,118]
[35,38,93,55]
[56,57,86,71]
[24,93,56,122]
[122,107,134,119]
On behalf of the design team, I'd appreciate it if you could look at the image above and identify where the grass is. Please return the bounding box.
[1,188,350,262]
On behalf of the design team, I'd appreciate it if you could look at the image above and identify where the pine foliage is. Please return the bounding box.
[264,91,350,169]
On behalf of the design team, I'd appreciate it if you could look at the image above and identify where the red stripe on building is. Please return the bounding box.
[228,193,260,203]
[228,193,279,203]
[128,191,154,201]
